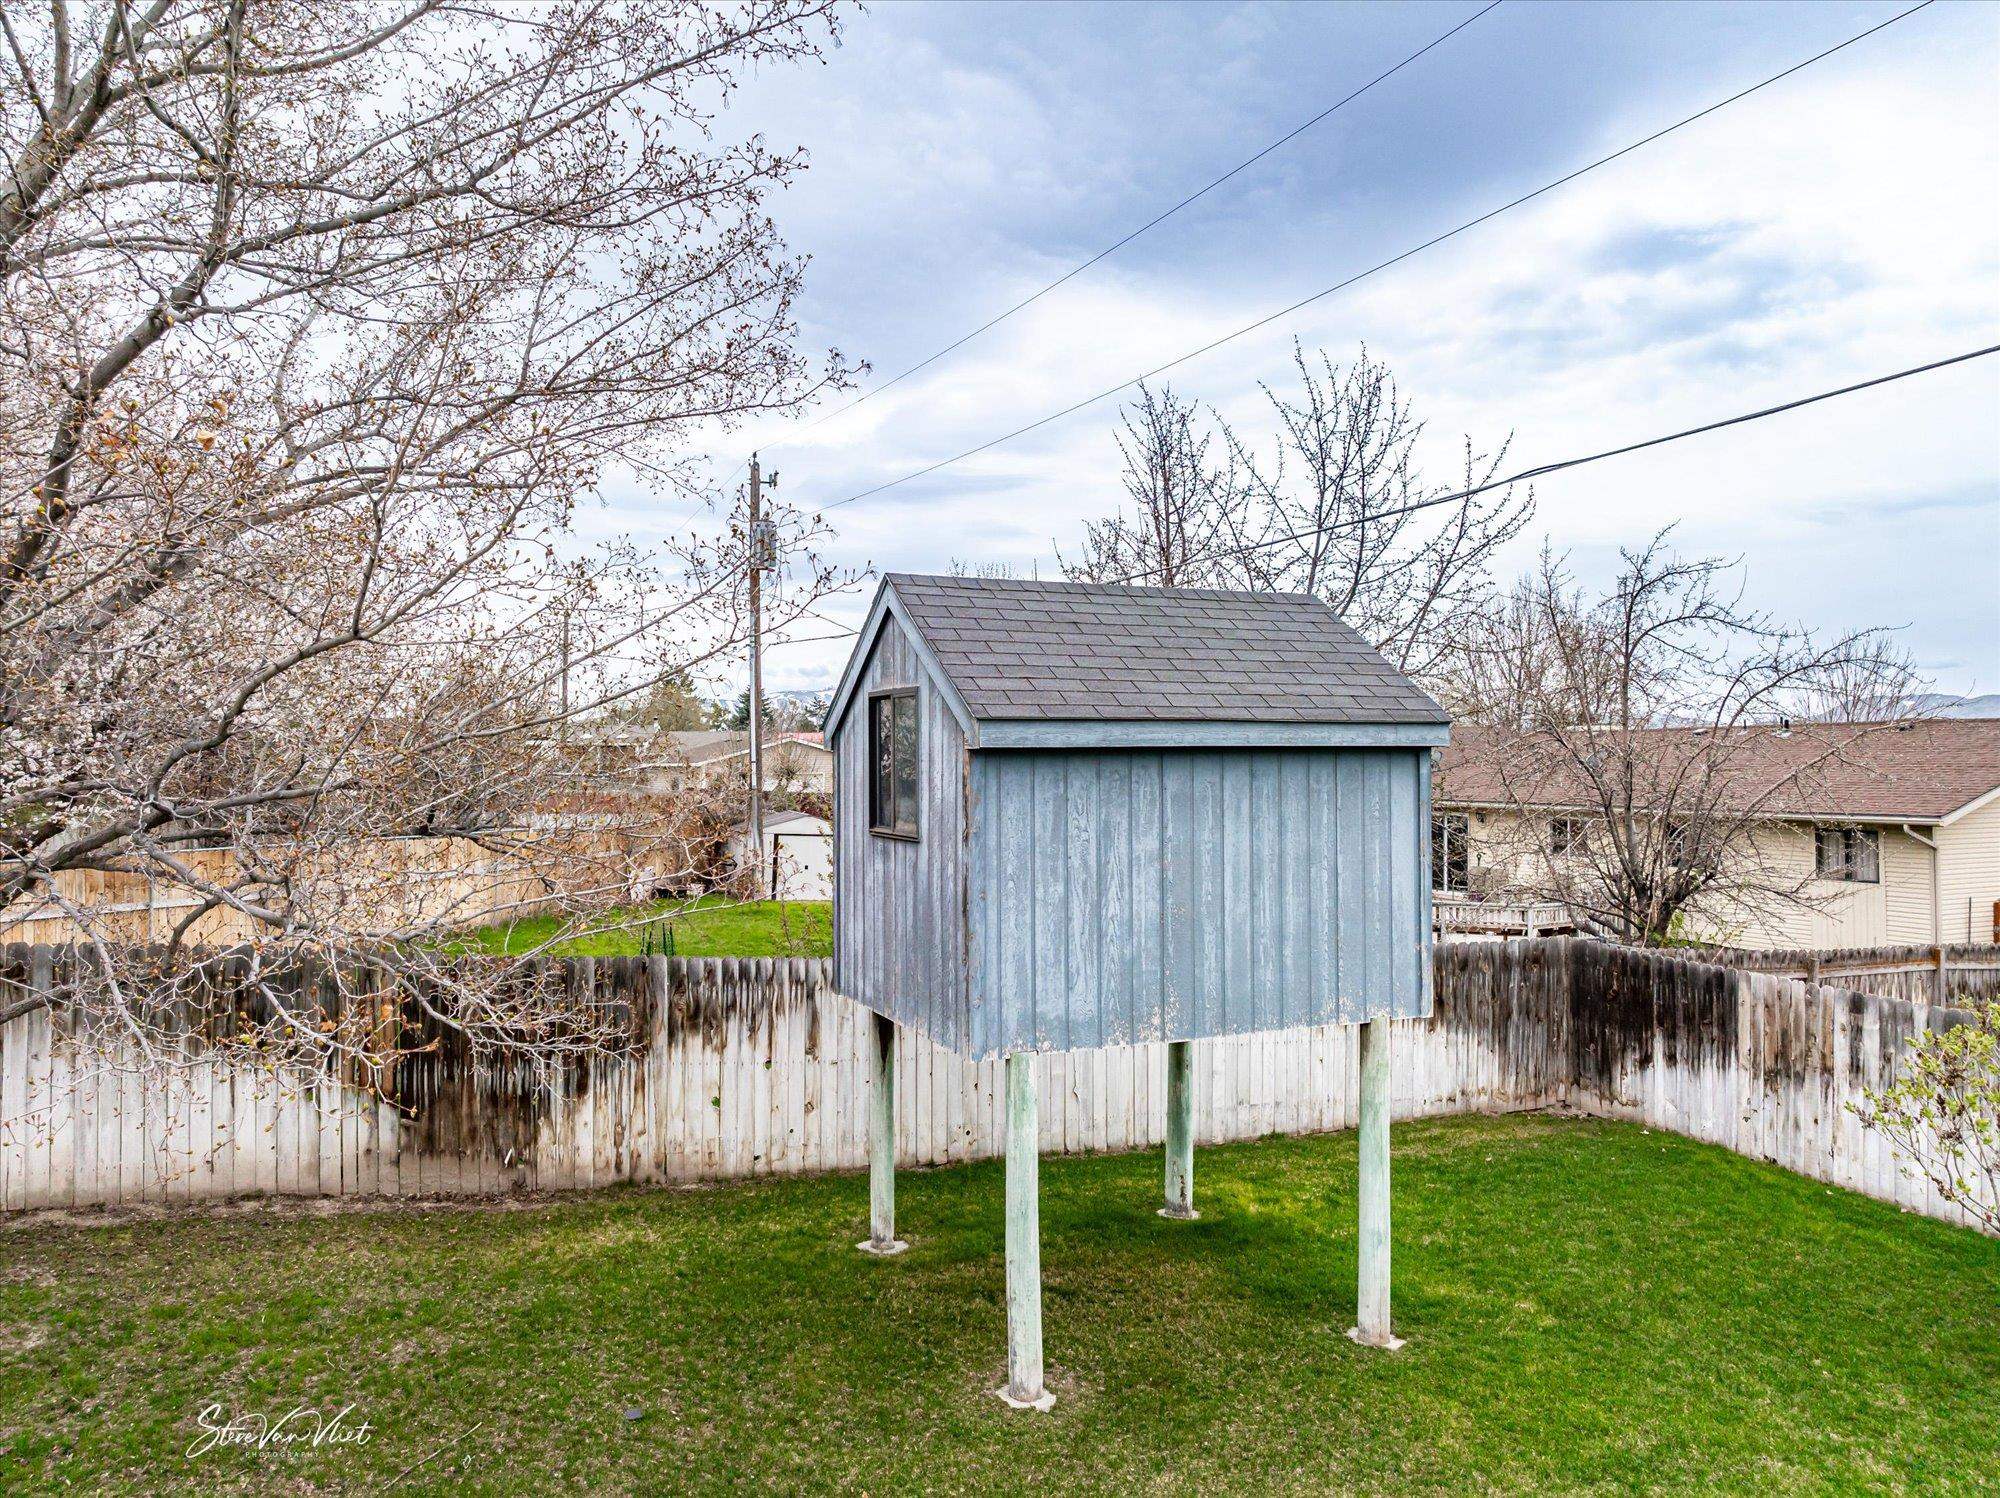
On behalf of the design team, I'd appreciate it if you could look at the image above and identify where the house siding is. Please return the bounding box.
[965,746,1433,1058]
[830,614,970,1050]
[1939,796,2000,943]
[1878,827,1935,945]
[1447,806,1949,951]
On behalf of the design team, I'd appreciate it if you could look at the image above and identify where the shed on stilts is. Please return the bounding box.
[825,574,1446,1407]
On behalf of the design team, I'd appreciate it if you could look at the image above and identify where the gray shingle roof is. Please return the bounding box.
[885,573,1447,724]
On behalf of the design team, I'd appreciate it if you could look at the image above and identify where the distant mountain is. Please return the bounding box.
[1909,693,2000,720]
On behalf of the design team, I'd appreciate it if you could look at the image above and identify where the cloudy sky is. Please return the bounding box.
[591,0,2000,699]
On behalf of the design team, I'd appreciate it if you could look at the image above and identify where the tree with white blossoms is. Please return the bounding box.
[1856,1004,2000,1234]
[0,1,855,1092]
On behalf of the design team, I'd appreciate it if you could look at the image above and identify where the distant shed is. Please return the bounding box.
[822,572,1450,1407]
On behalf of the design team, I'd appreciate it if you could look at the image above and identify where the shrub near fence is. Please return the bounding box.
[0,939,1987,1231]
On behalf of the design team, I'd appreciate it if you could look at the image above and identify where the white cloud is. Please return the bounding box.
[603,2,2000,696]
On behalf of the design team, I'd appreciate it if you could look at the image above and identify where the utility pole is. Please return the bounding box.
[556,608,572,724]
[746,455,771,897]
[557,606,571,739]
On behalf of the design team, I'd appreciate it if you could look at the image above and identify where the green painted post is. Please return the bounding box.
[996,1052,1054,1410]
[857,1013,907,1256]
[1348,1016,1403,1350]
[1160,1039,1197,1219]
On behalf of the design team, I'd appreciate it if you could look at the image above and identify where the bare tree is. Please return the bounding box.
[1066,349,1530,685]
[1451,536,1924,943]
[1213,343,1532,679]
[0,1,855,1086]
[1060,382,1235,587]
[947,557,1039,580]
[1784,634,1931,725]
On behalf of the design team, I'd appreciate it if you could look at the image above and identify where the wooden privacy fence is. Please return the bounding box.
[0,940,1986,1231]
[1677,942,2000,1006]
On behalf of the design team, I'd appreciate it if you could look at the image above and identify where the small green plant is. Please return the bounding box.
[639,916,676,959]
[1853,1001,1999,1233]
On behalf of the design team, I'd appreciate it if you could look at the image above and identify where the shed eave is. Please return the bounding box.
[971,718,1450,751]
[822,580,978,742]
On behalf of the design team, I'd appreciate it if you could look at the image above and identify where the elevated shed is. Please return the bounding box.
[823,573,1449,1405]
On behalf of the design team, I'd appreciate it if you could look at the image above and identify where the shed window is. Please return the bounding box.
[868,689,919,839]
[1815,826,1879,884]
[1432,813,1469,893]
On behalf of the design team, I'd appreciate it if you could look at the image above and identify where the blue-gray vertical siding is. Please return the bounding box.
[965,746,1433,1058]
[830,614,970,1049]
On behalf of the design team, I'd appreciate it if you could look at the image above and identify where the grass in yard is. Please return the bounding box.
[2,1116,1995,1494]
[453,894,831,958]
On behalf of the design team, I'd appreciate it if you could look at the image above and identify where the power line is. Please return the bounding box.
[759,339,1999,642]
[815,0,1935,516]
[799,0,1506,433]
[1103,342,2000,585]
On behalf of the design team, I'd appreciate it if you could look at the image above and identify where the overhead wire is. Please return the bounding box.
[763,339,2000,640]
[811,0,1937,516]
[1100,342,2000,585]
[796,0,1506,433]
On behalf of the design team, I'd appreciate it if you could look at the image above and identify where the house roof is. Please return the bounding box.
[662,730,831,765]
[866,573,1447,734]
[662,729,742,763]
[1435,718,2000,824]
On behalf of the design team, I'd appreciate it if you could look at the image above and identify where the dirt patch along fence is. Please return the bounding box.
[0,940,1985,1231]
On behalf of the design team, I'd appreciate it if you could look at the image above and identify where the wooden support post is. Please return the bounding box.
[1348,1017,1404,1350]
[856,1013,907,1256]
[1160,1039,1197,1219]
[995,1052,1054,1410]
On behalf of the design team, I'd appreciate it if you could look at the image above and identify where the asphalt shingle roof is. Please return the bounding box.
[884,573,1447,724]
[1435,718,2000,822]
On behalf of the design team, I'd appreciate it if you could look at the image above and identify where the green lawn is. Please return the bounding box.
[454,895,831,959]
[2,1116,1994,1494]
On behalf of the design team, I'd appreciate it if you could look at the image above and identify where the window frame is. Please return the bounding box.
[866,687,920,842]
[1432,812,1470,894]
[1549,815,1586,858]
[1814,825,1880,885]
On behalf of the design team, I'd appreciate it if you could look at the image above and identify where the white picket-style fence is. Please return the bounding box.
[0,941,1987,1232]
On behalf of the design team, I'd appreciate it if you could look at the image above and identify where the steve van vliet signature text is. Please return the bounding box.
[187,1403,375,1458]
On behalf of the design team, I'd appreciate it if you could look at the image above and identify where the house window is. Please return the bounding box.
[868,689,919,839]
[1814,826,1879,884]
[1432,813,1469,894]
[1549,816,1586,857]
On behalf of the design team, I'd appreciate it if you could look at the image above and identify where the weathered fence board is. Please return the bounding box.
[0,940,1986,1232]
[1678,942,2000,1004]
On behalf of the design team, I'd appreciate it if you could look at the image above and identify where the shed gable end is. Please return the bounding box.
[831,610,970,1048]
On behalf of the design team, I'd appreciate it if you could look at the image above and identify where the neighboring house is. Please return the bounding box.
[730,809,833,901]
[656,730,833,796]
[1434,718,2000,950]
[547,725,833,799]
